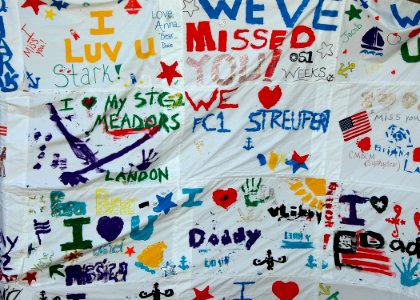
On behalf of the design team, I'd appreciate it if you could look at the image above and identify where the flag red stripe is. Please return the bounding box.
[357,267,394,277]
[343,126,372,138]
[344,128,371,140]
[351,112,368,119]
[351,116,368,123]
[341,258,392,271]
[356,248,387,255]
[345,118,370,128]
[341,252,390,262]
[343,124,372,137]
[343,127,372,141]
[351,111,368,119]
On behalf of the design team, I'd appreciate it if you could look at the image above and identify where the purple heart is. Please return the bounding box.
[96,216,124,242]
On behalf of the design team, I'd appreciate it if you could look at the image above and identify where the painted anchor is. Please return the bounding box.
[243,137,254,151]
[178,256,189,270]
[337,62,355,78]
[26,72,40,89]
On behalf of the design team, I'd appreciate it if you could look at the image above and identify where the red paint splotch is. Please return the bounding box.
[106,128,148,140]
[413,147,420,162]
[356,137,371,153]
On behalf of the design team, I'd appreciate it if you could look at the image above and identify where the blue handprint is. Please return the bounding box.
[395,257,420,287]
[136,149,159,171]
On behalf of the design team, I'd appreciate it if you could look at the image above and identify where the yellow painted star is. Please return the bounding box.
[45,8,56,20]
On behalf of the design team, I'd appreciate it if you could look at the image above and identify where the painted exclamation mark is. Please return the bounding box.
[115,64,122,79]
[323,234,331,250]
[264,49,282,81]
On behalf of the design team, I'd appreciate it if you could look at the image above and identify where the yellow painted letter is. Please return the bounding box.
[90,11,115,35]
[135,38,157,59]
[65,38,83,63]
[103,41,122,62]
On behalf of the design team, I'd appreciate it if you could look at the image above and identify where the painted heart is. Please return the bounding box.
[343,49,348,54]
[96,216,124,242]
[258,85,282,109]
[82,97,97,109]
[212,188,237,210]
[356,137,371,153]
[391,70,396,75]
[414,212,420,233]
[272,281,300,300]
[369,196,388,213]
[375,16,379,21]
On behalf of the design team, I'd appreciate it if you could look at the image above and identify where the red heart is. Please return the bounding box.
[375,16,379,21]
[414,212,420,233]
[82,97,97,109]
[272,281,300,300]
[393,33,398,36]
[391,70,396,75]
[212,188,237,210]
[258,85,282,109]
[343,49,348,54]
[356,137,371,153]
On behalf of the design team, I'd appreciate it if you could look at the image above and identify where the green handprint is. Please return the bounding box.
[241,177,271,207]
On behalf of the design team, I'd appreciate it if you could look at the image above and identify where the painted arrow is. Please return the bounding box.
[49,264,65,278]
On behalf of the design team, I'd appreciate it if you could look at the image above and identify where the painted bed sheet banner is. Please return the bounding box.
[0,0,419,299]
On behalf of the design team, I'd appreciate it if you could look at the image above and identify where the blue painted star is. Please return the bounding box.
[286,151,309,173]
[51,0,69,10]
[153,192,177,215]
[161,261,177,277]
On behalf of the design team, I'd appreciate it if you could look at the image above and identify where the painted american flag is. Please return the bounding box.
[0,125,7,137]
[339,111,372,142]
[335,231,394,277]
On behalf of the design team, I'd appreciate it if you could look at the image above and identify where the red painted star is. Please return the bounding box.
[291,151,309,164]
[193,285,214,300]
[21,0,47,15]
[22,271,37,285]
[64,250,83,262]
[125,246,136,257]
[156,61,182,86]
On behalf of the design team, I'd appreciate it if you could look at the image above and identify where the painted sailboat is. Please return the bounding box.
[361,27,384,51]
[125,0,142,15]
